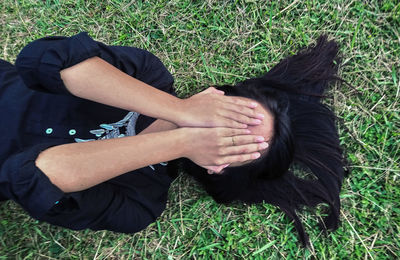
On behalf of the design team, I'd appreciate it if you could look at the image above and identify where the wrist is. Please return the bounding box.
[174,127,191,158]
[162,97,187,127]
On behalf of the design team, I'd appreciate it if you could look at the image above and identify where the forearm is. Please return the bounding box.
[60,57,182,122]
[60,57,264,129]
[35,129,185,193]
[138,119,178,135]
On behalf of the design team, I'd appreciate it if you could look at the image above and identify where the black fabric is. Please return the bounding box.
[0,32,176,233]
[0,141,65,218]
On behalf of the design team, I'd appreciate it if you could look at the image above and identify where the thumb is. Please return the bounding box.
[204,164,230,174]
[203,87,225,95]
[210,87,225,95]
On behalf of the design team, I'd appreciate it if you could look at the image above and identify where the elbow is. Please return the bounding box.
[35,151,77,193]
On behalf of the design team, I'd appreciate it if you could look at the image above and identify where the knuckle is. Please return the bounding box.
[229,121,238,128]
[251,144,259,151]
[243,107,251,114]
[245,117,253,124]
[236,155,246,162]
[230,121,241,129]
[234,137,242,146]
[238,114,247,122]
[231,123,240,129]
[238,129,246,135]
[216,139,225,146]
[216,128,224,136]
[241,147,249,153]
[237,129,246,135]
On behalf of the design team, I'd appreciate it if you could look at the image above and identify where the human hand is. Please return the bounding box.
[179,127,269,173]
[176,87,265,128]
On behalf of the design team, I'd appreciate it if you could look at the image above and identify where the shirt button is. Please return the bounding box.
[45,128,53,134]
[69,129,77,135]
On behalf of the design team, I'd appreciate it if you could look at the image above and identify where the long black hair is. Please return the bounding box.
[181,35,348,246]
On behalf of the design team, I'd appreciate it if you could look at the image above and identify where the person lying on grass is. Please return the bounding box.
[0,33,347,246]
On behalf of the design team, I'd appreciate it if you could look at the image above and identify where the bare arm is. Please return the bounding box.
[61,57,181,123]
[35,127,267,193]
[36,56,269,193]
[60,57,265,128]
[138,119,178,135]
[36,129,184,193]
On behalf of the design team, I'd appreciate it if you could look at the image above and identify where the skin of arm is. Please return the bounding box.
[35,56,269,193]
[35,126,267,193]
[138,119,178,135]
[60,57,265,128]
[36,128,186,193]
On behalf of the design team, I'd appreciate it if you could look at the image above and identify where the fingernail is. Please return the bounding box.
[253,119,262,125]
[222,164,230,169]
[245,129,251,134]
[250,102,258,108]
[253,153,261,159]
[256,136,265,142]
[257,113,265,119]
[241,124,248,128]
[260,142,269,149]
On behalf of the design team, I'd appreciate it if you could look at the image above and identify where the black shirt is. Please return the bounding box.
[0,32,176,233]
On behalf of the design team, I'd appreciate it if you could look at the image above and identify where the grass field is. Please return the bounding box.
[0,0,399,259]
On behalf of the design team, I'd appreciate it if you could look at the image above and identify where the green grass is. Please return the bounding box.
[1,0,399,259]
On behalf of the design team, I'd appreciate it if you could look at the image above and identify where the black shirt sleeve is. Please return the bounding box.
[39,170,171,234]
[15,32,174,96]
[0,141,171,233]
[0,142,65,219]
[15,32,100,95]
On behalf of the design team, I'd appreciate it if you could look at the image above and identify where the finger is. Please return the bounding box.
[220,152,262,164]
[204,164,229,173]
[201,87,224,95]
[212,164,229,173]
[218,128,252,137]
[220,110,263,126]
[217,118,248,129]
[194,87,212,96]
[223,102,265,120]
[221,135,265,146]
[209,87,225,95]
[221,95,258,109]
[218,142,269,156]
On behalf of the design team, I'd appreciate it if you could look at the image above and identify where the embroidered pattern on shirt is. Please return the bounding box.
[74,111,167,171]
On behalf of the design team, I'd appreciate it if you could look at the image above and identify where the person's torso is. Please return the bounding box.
[0,62,174,210]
